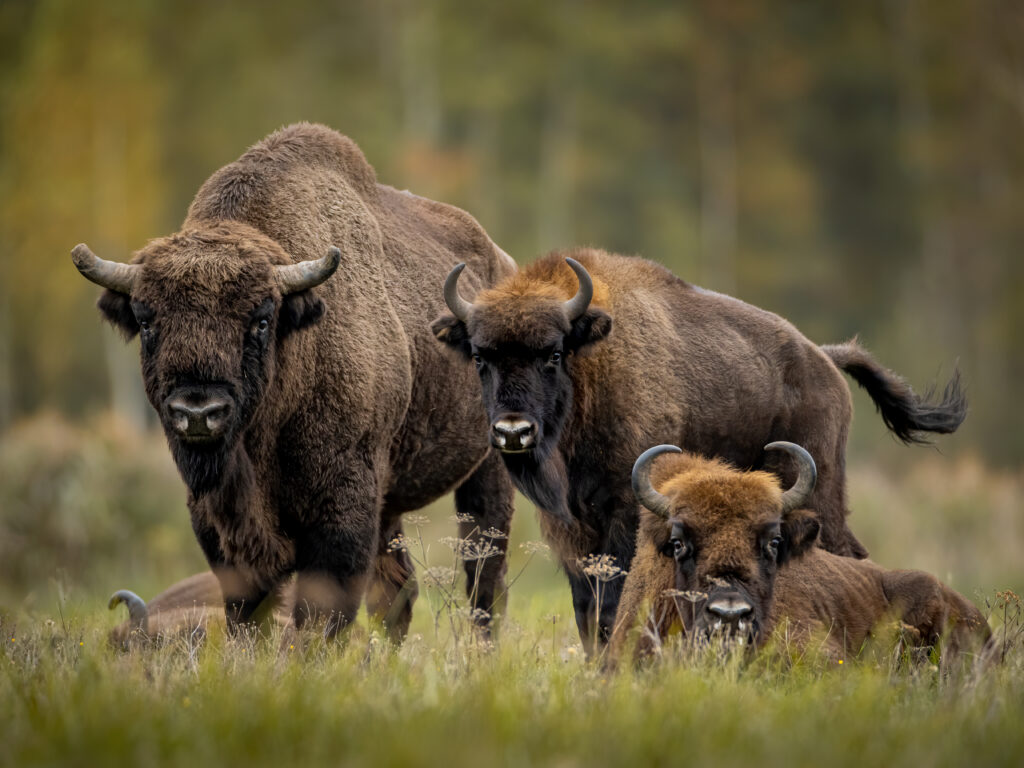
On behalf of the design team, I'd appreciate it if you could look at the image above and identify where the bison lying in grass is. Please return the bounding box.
[608,443,991,664]
[433,248,967,649]
[108,572,294,648]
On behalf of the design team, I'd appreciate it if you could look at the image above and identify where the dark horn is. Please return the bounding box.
[562,258,594,320]
[109,589,149,634]
[443,262,474,321]
[275,247,341,295]
[632,444,683,519]
[71,243,139,294]
[765,441,817,513]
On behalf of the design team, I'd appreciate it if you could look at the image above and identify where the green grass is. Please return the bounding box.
[2,591,1024,768]
[3,416,1024,767]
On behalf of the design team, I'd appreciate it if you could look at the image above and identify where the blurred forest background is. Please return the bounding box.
[0,0,1022,606]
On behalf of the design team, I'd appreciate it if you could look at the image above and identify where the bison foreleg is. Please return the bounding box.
[292,513,376,638]
[191,517,271,633]
[454,450,516,634]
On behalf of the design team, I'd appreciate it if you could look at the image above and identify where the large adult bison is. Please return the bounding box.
[609,444,990,664]
[432,248,966,649]
[73,123,517,639]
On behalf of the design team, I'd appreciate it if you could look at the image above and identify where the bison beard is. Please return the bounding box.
[433,248,968,651]
[73,123,518,640]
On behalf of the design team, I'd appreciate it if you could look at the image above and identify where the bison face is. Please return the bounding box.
[632,443,821,649]
[666,517,785,647]
[432,259,611,462]
[72,225,339,495]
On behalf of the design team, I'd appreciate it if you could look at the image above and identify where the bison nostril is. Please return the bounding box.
[706,597,753,621]
[167,396,233,438]
[491,418,537,451]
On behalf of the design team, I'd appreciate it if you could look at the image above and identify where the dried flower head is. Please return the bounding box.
[520,541,550,556]
[439,536,502,561]
[422,566,457,587]
[577,554,627,582]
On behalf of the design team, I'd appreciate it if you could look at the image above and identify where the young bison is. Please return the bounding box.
[433,248,966,649]
[608,443,990,664]
[108,571,294,648]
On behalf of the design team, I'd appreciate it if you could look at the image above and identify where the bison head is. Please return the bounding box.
[632,442,820,648]
[72,223,338,494]
[431,257,611,463]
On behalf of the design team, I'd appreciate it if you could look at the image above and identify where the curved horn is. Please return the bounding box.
[71,243,139,294]
[632,444,683,519]
[275,247,341,295]
[764,441,817,514]
[109,589,149,634]
[563,258,594,321]
[443,262,474,321]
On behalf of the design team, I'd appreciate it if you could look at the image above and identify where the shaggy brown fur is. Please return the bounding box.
[108,572,293,648]
[433,248,966,648]
[76,124,517,639]
[608,451,990,664]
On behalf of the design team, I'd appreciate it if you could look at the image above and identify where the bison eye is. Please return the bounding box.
[764,536,782,560]
[472,353,484,369]
[138,320,152,334]
[252,318,269,335]
[672,538,690,560]
[548,351,562,365]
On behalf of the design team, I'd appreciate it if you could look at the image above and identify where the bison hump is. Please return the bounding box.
[189,123,379,222]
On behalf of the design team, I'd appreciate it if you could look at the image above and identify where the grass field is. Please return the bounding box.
[2,416,1024,767]
[2,589,1023,768]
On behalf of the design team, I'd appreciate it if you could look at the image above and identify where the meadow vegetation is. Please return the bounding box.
[1,414,1023,766]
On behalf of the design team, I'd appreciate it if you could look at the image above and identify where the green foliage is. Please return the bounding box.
[0,0,1022,460]
[0,414,200,606]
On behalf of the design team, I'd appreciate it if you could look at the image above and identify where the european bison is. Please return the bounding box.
[74,123,517,640]
[608,443,990,663]
[432,248,966,649]
[108,571,293,648]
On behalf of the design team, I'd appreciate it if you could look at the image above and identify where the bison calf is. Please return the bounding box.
[609,444,990,664]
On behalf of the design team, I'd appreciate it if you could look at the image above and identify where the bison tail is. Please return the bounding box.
[822,340,967,444]
[108,589,149,633]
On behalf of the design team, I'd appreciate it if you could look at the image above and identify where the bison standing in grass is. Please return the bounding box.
[608,443,990,664]
[73,123,517,640]
[432,248,966,649]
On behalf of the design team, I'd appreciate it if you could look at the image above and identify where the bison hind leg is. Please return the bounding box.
[366,525,419,644]
[881,570,991,663]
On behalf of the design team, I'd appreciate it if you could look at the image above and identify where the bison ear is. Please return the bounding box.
[779,509,820,565]
[567,308,612,352]
[279,289,326,337]
[431,313,472,358]
[97,289,140,341]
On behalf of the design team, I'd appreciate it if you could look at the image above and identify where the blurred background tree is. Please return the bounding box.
[1,0,1022,600]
